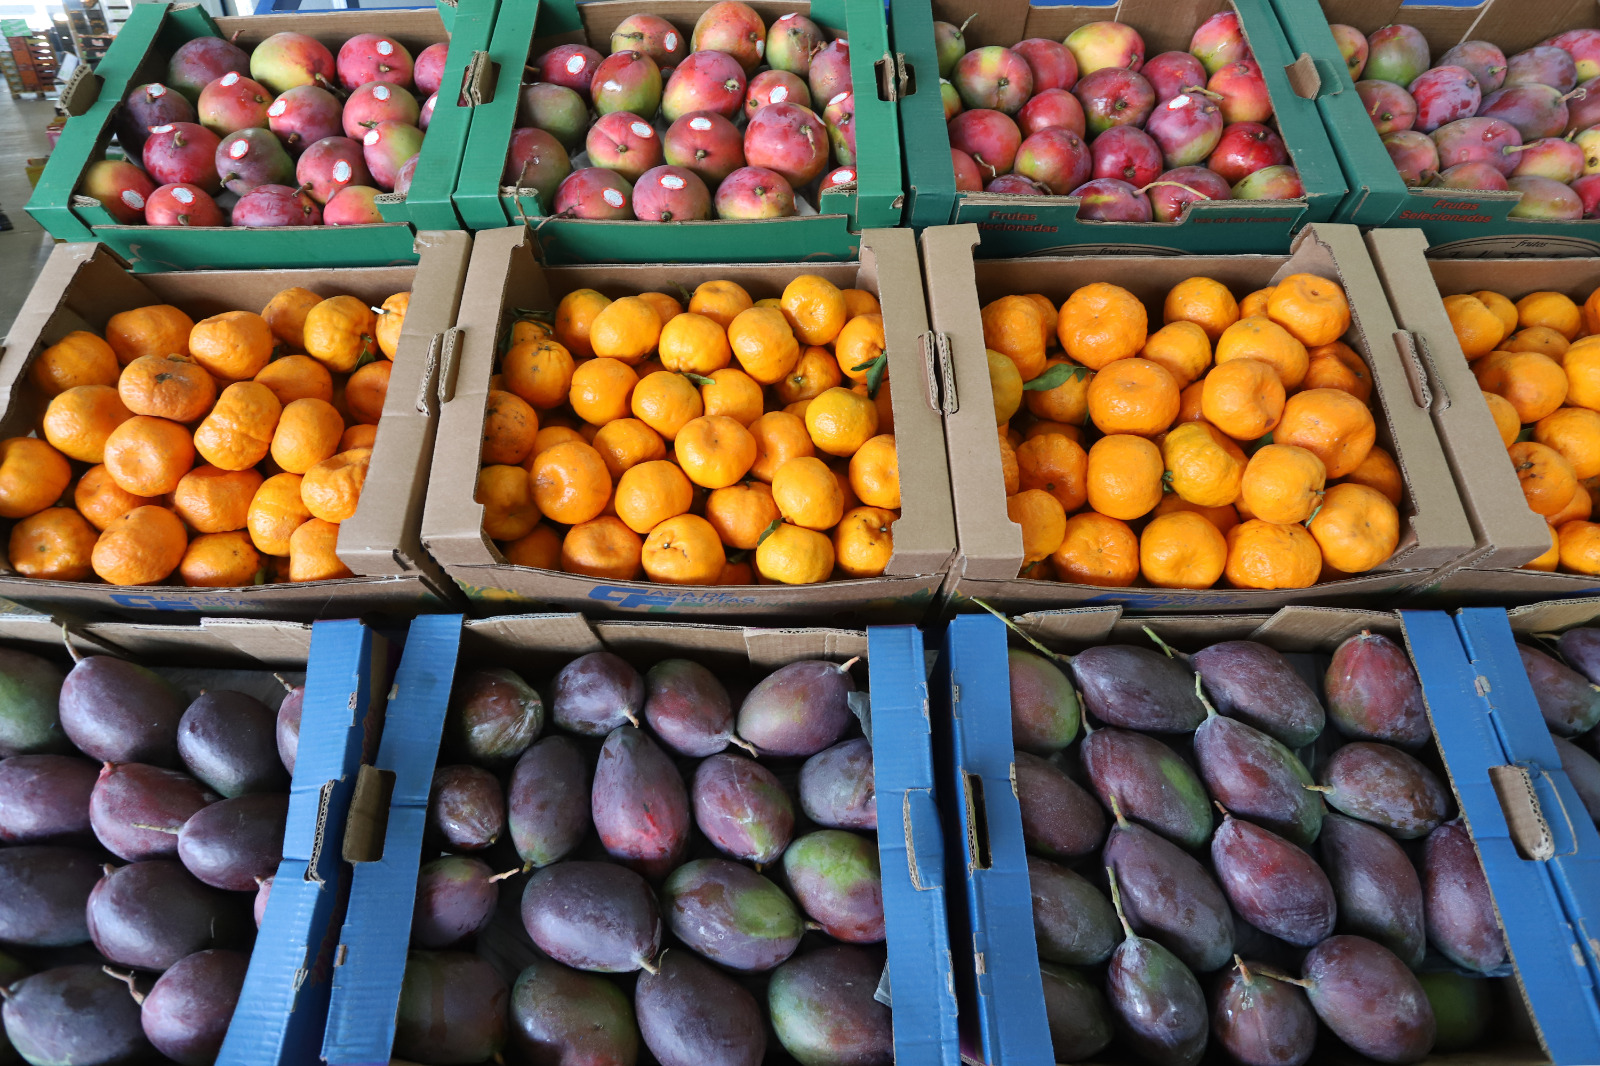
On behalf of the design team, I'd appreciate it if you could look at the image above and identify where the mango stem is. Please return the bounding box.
[970,599,1071,663]
[1235,955,1253,987]
[1255,965,1314,989]
[103,967,145,1005]
[637,955,659,976]
[1104,866,1136,942]
[728,735,759,756]
[1108,793,1129,830]
[1195,674,1217,718]
[1142,626,1177,659]
[61,623,82,664]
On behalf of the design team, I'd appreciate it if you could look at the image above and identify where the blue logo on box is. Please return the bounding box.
[588,585,761,611]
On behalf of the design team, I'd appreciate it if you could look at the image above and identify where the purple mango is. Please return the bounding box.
[1432,116,1523,175]
[551,651,643,736]
[1356,79,1418,134]
[0,754,97,843]
[1315,741,1451,838]
[592,725,689,879]
[508,735,590,867]
[1212,813,1336,947]
[1191,640,1325,748]
[1440,40,1508,92]
[411,855,497,948]
[1411,66,1481,132]
[520,861,661,972]
[1324,631,1430,748]
[140,948,247,1065]
[1319,811,1426,966]
[1423,819,1507,972]
[87,859,238,971]
[427,764,504,851]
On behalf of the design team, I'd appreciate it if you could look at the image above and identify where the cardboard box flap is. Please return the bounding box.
[1009,605,1121,648]
[1401,610,1600,1061]
[217,620,389,1066]
[1364,228,1553,572]
[921,224,1024,582]
[1506,596,1600,636]
[338,230,473,579]
[321,614,463,1066]
[934,613,1053,1064]
[863,227,960,579]
[81,619,312,665]
[1246,605,1401,649]
[461,612,603,662]
[865,624,961,1066]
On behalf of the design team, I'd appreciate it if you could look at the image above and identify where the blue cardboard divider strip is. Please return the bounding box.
[1400,610,1600,1064]
[934,613,1052,1066]
[1453,610,1600,1027]
[321,612,464,1066]
[865,624,961,1066]
[217,619,389,1066]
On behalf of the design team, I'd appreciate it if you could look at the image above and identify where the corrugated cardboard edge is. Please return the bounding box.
[1365,228,1552,572]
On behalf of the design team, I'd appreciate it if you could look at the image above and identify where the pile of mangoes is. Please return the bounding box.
[1008,629,1552,1065]
[0,644,301,1064]
[394,651,889,1066]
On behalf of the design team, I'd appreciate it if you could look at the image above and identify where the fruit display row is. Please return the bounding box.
[935,12,1305,220]
[0,638,306,1065]
[1345,24,1600,218]
[358,648,895,1065]
[500,1,858,223]
[942,608,1600,1066]
[468,275,898,587]
[1,606,1595,1065]
[0,285,407,588]
[87,29,446,229]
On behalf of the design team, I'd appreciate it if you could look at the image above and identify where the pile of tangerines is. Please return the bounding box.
[987,272,1400,590]
[475,276,895,586]
[1445,286,1600,575]
[0,287,405,587]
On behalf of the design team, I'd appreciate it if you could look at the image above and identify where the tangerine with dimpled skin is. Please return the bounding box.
[1225,519,1322,589]
[1162,421,1245,508]
[1052,512,1139,587]
[804,387,879,457]
[1215,316,1309,389]
[1007,489,1067,566]
[983,296,1048,382]
[1140,510,1228,589]
[848,434,899,509]
[755,521,833,584]
[1139,321,1212,387]
[1267,272,1351,347]
[562,516,645,580]
[476,463,543,541]
[1474,349,1569,424]
[9,508,97,581]
[1058,283,1147,369]
[189,310,275,381]
[772,456,845,532]
[728,306,801,385]
[554,289,611,358]
[1016,432,1088,512]
[706,480,782,551]
[1309,483,1400,574]
[675,415,758,489]
[659,313,732,375]
[262,287,321,350]
[31,332,119,397]
[194,382,282,472]
[590,296,663,365]
[289,518,353,582]
[1510,440,1579,517]
[180,530,263,587]
[1163,277,1239,341]
[834,314,886,384]
[1240,444,1326,524]
[102,417,194,497]
[1085,357,1180,436]
[1086,434,1163,521]
[504,339,577,411]
[91,505,188,586]
[248,472,311,555]
[615,460,694,535]
[173,465,263,533]
[301,447,371,523]
[1201,358,1286,441]
[781,275,848,346]
[119,353,217,423]
[642,513,726,585]
[1274,388,1376,479]
[105,305,194,366]
[530,442,611,525]
[1442,294,1505,359]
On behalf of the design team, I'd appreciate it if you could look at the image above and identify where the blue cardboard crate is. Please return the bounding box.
[218,619,393,1066]
[942,605,1600,1066]
[320,612,957,1065]
[321,612,463,1066]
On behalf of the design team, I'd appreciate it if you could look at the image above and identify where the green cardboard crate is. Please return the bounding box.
[25,0,493,272]
[451,0,904,263]
[891,0,1348,255]
[1274,0,1600,256]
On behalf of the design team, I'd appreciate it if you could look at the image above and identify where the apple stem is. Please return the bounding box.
[958,13,976,33]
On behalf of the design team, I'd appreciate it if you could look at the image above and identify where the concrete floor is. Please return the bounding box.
[0,92,62,340]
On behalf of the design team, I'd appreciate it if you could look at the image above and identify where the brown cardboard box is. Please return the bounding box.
[0,232,473,619]
[419,225,957,622]
[921,222,1477,614]
[1365,228,1600,605]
